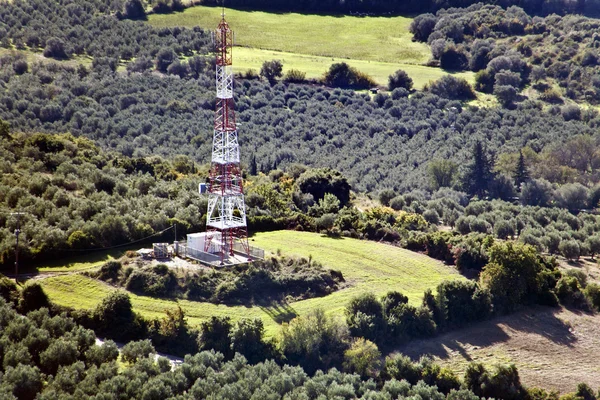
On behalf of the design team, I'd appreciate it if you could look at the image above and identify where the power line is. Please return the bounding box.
[58,225,174,253]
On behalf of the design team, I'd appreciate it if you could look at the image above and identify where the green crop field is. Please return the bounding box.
[149,6,430,64]
[40,231,464,337]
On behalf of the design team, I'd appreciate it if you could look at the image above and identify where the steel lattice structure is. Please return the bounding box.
[204,16,249,264]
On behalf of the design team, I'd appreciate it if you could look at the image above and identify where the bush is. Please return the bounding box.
[555,276,587,308]
[323,62,376,89]
[229,318,274,364]
[345,293,386,343]
[559,240,580,260]
[439,44,469,71]
[260,60,283,84]
[85,340,119,366]
[123,0,146,19]
[388,69,413,91]
[283,69,306,83]
[43,37,69,59]
[425,76,476,100]
[0,276,18,304]
[121,339,154,363]
[584,283,600,311]
[93,291,145,342]
[39,338,78,375]
[198,316,234,359]
[18,282,50,314]
[343,338,381,378]
[2,364,43,400]
[480,242,546,312]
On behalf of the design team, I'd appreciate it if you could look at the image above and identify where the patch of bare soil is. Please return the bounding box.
[556,256,600,284]
[396,306,600,394]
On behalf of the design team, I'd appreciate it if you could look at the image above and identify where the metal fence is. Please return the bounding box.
[232,242,264,259]
[176,240,264,265]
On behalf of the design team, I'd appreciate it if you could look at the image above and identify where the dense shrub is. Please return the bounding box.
[425,76,476,100]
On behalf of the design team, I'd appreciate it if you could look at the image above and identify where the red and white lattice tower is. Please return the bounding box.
[204,15,249,263]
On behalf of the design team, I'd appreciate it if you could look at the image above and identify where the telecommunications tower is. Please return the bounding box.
[204,14,249,263]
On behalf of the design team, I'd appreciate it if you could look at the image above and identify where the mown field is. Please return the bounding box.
[40,230,463,337]
[397,306,600,394]
[234,47,474,89]
[149,6,429,63]
[149,6,474,87]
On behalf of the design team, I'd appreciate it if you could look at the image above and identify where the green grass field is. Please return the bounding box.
[149,6,474,88]
[149,6,429,64]
[40,231,464,336]
[234,47,474,89]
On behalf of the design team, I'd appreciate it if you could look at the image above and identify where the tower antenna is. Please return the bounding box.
[204,13,250,264]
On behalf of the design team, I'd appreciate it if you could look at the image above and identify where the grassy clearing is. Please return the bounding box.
[234,47,474,89]
[149,6,430,65]
[41,231,463,337]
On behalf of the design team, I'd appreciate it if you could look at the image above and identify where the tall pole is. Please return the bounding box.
[11,212,24,284]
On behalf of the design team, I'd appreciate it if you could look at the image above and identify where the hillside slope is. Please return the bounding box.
[397,305,600,394]
[40,230,463,336]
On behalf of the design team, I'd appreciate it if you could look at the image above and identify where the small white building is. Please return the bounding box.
[187,232,221,254]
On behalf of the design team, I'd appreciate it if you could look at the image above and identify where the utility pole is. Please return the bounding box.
[10,212,24,284]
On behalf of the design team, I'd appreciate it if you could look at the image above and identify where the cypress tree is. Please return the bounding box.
[249,154,258,176]
[463,141,494,198]
[514,150,529,190]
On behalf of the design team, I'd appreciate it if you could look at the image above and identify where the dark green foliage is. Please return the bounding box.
[495,85,518,107]
[555,276,588,308]
[121,339,155,363]
[514,150,529,189]
[410,14,437,42]
[345,293,385,343]
[584,283,600,311]
[39,338,78,375]
[198,316,234,359]
[388,69,413,91]
[85,341,119,366]
[381,354,460,394]
[125,264,178,297]
[2,364,43,400]
[260,60,284,84]
[123,0,146,20]
[480,242,552,312]
[297,168,351,205]
[559,240,581,260]
[155,47,178,73]
[463,141,495,198]
[440,44,469,71]
[279,309,349,374]
[43,37,69,59]
[429,280,491,330]
[425,76,476,100]
[575,382,597,400]
[0,0,208,61]
[464,363,527,400]
[0,276,18,304]
[18,282,50,314]
[323,62,376,89]
[92,291,146,342]
[229,318,275,364]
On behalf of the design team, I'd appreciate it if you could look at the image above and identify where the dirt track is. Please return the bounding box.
[396,306,600,394]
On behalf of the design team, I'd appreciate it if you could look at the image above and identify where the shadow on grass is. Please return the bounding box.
[395,306,577,362]
[259,300,298,324]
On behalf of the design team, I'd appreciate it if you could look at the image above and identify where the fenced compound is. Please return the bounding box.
[175,241,263,267]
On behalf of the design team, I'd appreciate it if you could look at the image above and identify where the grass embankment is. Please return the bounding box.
[149,6,474,88]
[40,231,464,336]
